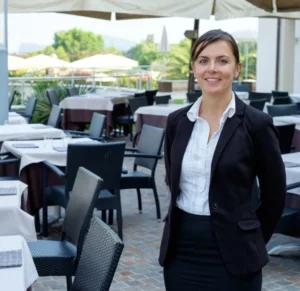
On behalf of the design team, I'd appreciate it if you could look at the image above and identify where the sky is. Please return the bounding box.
[7,13,259,53]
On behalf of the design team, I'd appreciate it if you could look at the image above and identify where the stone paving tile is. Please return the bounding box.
[30,137,300,291]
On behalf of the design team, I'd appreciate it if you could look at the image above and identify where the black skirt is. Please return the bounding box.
[163,208,262,291]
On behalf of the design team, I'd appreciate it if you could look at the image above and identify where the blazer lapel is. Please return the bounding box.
[172,115,195,199]
[210,95,245,179]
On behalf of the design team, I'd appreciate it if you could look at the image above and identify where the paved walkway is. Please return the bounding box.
[31,144,300,291]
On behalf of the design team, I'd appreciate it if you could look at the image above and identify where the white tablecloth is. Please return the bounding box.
[60,90,133,111]
[156,91,249,100]
[0,181,36,242]
[273,115,300,130]
[0,235,38,291]
[0,124,64,142]
[134,104,189,121]
[1,138,98,171]
[282,152,300,196]
[8,112,27,125]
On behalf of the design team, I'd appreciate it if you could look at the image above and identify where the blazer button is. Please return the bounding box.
[212,203,218,210]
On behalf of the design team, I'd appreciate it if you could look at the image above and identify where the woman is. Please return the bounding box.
[159,29,286,291]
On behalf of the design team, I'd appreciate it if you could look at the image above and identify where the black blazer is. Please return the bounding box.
[159,95,286,275]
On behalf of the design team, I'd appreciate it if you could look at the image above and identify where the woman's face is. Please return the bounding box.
[192,40,241,97]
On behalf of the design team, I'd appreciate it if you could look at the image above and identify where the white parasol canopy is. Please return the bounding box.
[24,54,70,70]
[7,0,300,20]
[71,54,138,71]
[8,55,28,71]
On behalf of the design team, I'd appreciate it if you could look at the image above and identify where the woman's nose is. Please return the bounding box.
[208,61,217,71]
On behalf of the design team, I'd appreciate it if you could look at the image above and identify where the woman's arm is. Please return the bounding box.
[254,117,286,243]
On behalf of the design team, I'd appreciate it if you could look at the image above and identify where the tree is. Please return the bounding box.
[126,35,161,66]
[103,46,123,56]
[238,41,257,80]
[53,28,105,61]
[167,39,191,80]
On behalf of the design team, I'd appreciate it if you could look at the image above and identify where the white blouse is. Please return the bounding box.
[176,93,236,215]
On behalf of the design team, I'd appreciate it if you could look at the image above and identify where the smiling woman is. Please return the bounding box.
[159,29,286,291]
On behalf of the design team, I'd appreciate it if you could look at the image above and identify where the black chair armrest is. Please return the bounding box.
[287,181,300,191]
[43,161,66,179]
[0,157,20,165]
[0,152,13,156]
[124,153,163,159]
[64,130,88,136]
[125,147,138,152]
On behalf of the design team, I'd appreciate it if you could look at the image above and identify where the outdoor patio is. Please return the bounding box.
[29,137,300,291]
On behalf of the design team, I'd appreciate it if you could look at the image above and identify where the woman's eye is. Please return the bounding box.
[199,59,207,64]
[219,59,227,64]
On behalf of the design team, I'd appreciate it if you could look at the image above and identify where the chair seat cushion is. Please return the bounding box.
[0,176,18,181]
[120,171,152,189]
[95,189,118,210]
[28,240,76,276]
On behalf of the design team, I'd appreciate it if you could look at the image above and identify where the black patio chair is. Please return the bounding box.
[28,167,103,291]
[42,142,125,239]
[71,216,124,291]
[276,124,296,154]
[267,104,299,117]
[18,97,37,123]
[155,95,171,105]
[0,153,20,181]
[67,87,79,97]
[272,90,289,98]
[46,89,59,106]
[121,125,165,220]
[145,89,158,105]
[273,96,292,105]
[134,92,146,98]
[248,92,272,103]
[47,105,62,128]
[233,84,249,92]
[65,112,106,141]
[187,92,200,103]
[249,98,267,111]
[9,90,17,111]
[114,97,148,141]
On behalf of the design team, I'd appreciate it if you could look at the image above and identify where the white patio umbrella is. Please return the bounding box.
[8,0,300,20]
[24,54,70,70]
[8,55,28,71]
[71,54,138,71]
[246,0,300,13]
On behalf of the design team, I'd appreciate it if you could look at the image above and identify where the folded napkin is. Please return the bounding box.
[0,249,22,268]
[12,143,39,148]
[31,125,53,129]
[53,146,67,152]
[0,187,17,196]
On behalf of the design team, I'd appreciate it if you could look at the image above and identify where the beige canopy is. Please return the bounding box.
[246,0,300,13]
[71,54,138,71]
[24,54,70,70]
[8,0,300,21]
[8,55,28,71]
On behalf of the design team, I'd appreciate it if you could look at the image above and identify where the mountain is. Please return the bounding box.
[17,42,48,54]
[102,35,137,52]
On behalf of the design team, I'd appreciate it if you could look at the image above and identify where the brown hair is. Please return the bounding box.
[191,29,240,64]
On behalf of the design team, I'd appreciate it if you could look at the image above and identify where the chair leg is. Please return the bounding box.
[152,183,161,220]
[42,203,48,238]
[102,210,107,223]
[117,207,123,240]
[108,210,113,225]
[66,276,72,291]
[35,213,41,233]
[136,189,142,213]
